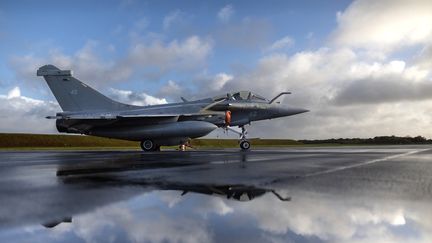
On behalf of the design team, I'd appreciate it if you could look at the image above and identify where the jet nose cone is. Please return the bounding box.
[278,107,309,117]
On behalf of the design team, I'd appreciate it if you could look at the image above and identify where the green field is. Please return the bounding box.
[0,133,303,149]
[0,133,138,149]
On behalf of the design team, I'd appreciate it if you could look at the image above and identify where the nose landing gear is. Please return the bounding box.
[239,126,250,150]
[225,125,251,150]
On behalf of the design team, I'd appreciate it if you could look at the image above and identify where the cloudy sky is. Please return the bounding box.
[0,0,431,139]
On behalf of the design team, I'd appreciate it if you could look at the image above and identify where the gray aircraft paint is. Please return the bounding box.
[37,65,137,112]
[37,64,308,150]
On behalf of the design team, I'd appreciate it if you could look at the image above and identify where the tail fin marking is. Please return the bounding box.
[37,64,131,112]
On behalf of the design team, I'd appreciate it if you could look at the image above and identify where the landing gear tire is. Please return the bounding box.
[239,125,251,150]
[240,140,250,150]
[140,139,157,152]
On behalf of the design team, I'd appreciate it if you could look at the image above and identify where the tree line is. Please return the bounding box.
[299,136,432,145]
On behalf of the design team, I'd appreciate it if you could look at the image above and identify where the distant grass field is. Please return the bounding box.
[0,133,138,148]
[2,133,423,150]
[0,133,303,149]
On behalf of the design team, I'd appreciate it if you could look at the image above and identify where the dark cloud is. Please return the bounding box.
[333,76,432,105]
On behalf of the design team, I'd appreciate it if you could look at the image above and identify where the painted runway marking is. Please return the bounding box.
[305,148,431,177]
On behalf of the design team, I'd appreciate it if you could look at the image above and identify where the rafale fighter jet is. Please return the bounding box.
[37,65,308,151]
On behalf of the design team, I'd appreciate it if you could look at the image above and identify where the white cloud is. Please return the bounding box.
[108,88,167,106]
[222,44,432,139]
[163,10,184,29]
[10,36,212,88]
[126,36,213,72]
[0,86,59,134]
[332,0,432,52]
[211,73,233,91]
[52,192,213,243]
[238,190,432,243]
[9,40,133,89]
[155,72,233,102]
[7,86,21,98]
[217,4,234,23]
[158,80,184,99]
[265,36,295,52]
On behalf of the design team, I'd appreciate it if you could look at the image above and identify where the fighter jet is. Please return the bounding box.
[37,64,308,151]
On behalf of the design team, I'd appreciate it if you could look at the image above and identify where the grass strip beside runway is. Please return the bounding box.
[0,133,302,149]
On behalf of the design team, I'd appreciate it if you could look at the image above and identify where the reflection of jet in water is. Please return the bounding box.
[40,182,290,228]
[42,177,290,228]
[42,217,72,229]
[34,155,290,228]
[58,170,291,202]
[0,151,292,229]
[169,184,290,202]
[37,65,308,151]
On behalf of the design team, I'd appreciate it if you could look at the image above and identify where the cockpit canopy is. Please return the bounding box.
[212,91,268,102]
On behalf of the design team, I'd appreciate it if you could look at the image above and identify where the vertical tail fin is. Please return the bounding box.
[37,65,130,112]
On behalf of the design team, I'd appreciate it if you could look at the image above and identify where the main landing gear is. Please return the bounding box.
[239,126,250,150]
[140,139,160,152]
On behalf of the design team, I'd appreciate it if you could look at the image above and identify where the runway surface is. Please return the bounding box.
[1,146,432,242]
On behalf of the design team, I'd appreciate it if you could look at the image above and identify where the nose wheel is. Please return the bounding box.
[240,140,250,150]
[239,126,250,150]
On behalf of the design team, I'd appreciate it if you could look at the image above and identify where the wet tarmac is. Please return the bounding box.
[1,146,432,242]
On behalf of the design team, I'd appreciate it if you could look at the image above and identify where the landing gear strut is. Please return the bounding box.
[140,139,160,152]
[239,126,250,150]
